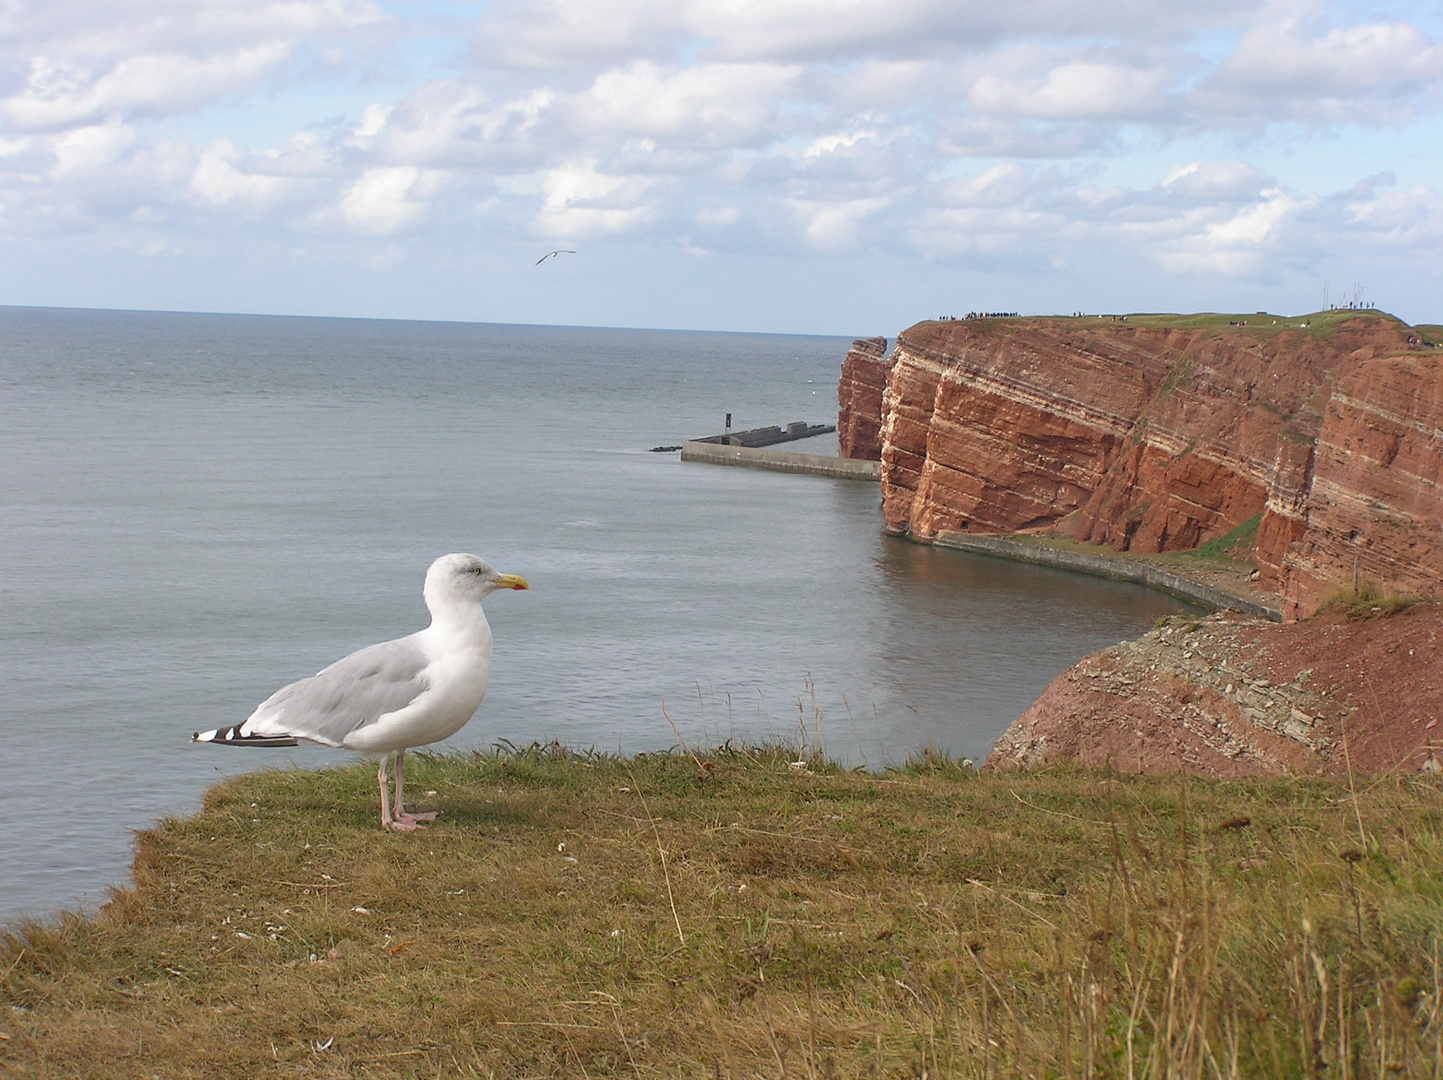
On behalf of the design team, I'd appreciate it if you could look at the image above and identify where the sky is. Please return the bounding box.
[0,0,1439,334]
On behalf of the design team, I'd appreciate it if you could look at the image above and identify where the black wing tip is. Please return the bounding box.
[194,725,300,748]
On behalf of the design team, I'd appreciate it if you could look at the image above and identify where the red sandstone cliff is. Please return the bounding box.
[1268,352,1443,614]
[837,337,891,460]
[868,315,1441,617]
[984,603,1443,777]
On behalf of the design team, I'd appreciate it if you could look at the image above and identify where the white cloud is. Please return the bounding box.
[969,60,1172,121]
[1219,20,1440,94]
[189,137,293,208]
[535,160,652,238]
[0,0,1438,320]
[340,166,443,234]
[573,61,799,148]
[789,194,888,252]
[697,204,740,226]
[1156,187,1311,274]
[347,103,391,146]
[1344,181,1443,250]
[0,0,388,131]
[4,45,293,130]
[804,129,877,157]
[1161,160,1262,201]
[1201,20,1443,121]
[481,0,1263,67]
[939,163,1034,207]
[50,122,135,178]
[361,83,553,167]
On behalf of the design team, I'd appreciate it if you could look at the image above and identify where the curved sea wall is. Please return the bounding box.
[932,532,1282,621]
[843,314,1442,618]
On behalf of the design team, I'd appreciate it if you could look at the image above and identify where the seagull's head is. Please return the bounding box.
[425,553,529,610]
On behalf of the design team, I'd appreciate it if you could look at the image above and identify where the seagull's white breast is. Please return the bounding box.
[340,625,492,754]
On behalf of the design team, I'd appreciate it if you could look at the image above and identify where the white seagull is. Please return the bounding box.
[535,249,576,264]
[194,554,529,831]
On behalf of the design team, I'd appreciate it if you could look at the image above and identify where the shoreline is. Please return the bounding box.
[929,529,1282,620]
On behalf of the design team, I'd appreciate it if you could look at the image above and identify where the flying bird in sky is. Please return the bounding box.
[194,554,529,832]
[535,250,577,264]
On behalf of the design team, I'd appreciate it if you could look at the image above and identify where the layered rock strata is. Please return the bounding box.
[1268,353,1443,614]
[868,316,1440,616]
[984,603,1443,777]
[836,337,891,460]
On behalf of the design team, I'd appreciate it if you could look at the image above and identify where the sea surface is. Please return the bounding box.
[0,307,1197,924]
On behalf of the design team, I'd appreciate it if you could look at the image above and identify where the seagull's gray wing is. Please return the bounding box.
[241,636,431,747]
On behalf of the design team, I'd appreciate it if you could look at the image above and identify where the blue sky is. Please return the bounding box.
[0,0,1438,333]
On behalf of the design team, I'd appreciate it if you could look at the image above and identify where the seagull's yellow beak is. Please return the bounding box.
[494,574,529,591]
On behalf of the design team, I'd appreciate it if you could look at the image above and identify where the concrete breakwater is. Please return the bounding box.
[691,421,837,449]
[933,531,1283,621]
[681,440,881,480]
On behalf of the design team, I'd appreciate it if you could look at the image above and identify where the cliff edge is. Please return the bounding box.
[855,312,1442,619]
[984,603,1443,778]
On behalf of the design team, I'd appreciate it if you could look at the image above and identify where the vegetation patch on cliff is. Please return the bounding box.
[1109,309,1410,340]
[1193,513,1261,562]
[4,746,1441,1078]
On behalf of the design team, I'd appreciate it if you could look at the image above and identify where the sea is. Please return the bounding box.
[0,307,1198,924]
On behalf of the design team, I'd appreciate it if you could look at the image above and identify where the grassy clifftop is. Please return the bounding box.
[926,309,1440,343]
[3,746,1441,1078]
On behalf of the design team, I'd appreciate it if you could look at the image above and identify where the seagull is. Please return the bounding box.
[535,249,577,264]
[194,554,529,831]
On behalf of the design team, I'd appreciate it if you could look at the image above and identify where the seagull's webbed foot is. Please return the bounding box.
[384,818,423,832]
[389,749,438,827]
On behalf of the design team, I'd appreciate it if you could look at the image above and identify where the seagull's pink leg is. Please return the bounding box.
[393,748,437,825]
[378,752,418,832]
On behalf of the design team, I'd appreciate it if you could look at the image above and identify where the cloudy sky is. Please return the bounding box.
[0,0,1439,333]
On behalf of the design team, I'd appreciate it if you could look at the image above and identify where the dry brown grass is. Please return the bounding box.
[3,744,1441,1078]
[1319,579,1422,620]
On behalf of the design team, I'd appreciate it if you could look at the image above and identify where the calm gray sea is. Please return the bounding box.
[0,307,1196,923]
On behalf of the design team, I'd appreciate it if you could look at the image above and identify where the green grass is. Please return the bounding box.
[985,529,1260,579]
[1192,513,1262,562]
[925,309,1420,345]
[4,746,1441,1078]
[1108,309,1409,337]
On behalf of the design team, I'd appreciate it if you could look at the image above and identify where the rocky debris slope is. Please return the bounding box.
[868,315,1440,617]
[836,337,891,460]
[984,602,1443,777]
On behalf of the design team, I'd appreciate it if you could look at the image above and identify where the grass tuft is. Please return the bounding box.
[3,747,1441,1078]
[1319,578,1422,620]
[1194,513,1262,562]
